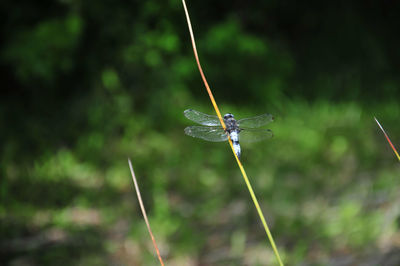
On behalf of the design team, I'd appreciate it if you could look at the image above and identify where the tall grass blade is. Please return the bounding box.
[374,117,400,161]
[128,158,165,266]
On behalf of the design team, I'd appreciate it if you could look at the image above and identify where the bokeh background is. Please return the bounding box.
[2,0,400,265]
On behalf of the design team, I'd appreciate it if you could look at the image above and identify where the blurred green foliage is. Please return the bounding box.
[1,0,400,265]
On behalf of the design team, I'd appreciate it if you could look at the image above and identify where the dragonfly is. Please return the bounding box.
[184,109,274,159]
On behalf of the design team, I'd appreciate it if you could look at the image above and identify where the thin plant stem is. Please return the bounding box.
[181,1,284,265]
[374,117,400,161]
[128,158,165,266]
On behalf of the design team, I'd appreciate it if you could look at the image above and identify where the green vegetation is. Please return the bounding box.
[2,1,400,265]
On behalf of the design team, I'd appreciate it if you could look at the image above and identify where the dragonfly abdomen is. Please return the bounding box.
[229,130,241,159]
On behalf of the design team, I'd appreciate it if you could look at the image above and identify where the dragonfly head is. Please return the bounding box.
[223,113,234,120]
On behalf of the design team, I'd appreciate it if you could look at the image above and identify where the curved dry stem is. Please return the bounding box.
[181,1,284,265]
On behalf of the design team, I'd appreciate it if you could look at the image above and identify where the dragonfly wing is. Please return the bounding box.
[239,128,273,143]
[184,109,221,126]
[184,126,228,142]
[237,114,274,128]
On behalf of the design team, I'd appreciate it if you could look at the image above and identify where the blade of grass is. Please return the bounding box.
[181,1,284,265]
[128,158,165,266]
[374,117,400,161]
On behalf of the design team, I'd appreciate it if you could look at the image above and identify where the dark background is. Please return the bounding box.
[2,0,400,265]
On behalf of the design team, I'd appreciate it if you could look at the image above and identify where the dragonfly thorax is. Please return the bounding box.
[223,113,239,133]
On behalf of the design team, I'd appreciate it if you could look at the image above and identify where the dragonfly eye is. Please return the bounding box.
[224,113,234,119]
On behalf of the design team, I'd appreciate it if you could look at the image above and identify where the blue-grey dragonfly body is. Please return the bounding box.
[184,109,274,159]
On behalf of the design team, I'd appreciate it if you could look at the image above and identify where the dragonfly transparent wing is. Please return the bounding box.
[237,114,274,128]
[184,126,228,142]
[184,109,221,126]
[239,128,273,143]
